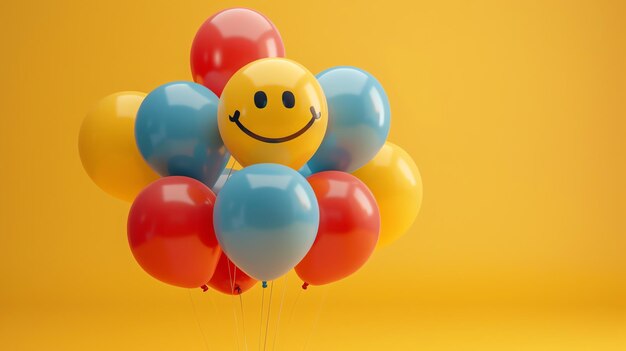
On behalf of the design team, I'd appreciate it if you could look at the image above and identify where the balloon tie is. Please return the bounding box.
[262,281,268,288]
[301,282,309,290]
[200,284,209,292]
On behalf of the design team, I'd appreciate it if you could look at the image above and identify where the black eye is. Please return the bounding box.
[282,91,295,108]
[254,91,267,109]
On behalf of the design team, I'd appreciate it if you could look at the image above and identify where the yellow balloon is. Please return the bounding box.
[218,58,328,170]
[352,142,423,247]
[79,92,159,202]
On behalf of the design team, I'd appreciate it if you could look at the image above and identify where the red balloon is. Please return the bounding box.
[127,176,221,288]
[190,8,286,96]
[295,171,380,286]
[207,252,257,295]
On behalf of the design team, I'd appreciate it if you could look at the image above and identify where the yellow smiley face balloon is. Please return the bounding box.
[218,58,328,170]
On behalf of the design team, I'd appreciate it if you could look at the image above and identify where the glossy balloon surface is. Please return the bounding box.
[295,171,380,286]
[79,92,158,202]
[135,82,229,187]
[218,58,328,170]
[127,177,221,288]
[307,66,391,173]
[352,142,422,247]
[208,252,257,295]
[214,164,319,281]
[190,8,285,96]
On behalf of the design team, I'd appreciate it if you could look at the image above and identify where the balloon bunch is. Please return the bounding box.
[79,8,422,294]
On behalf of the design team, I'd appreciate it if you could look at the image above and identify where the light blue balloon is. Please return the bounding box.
[214,164,319,281]
[306,67,391,173]
[135,81,229,187]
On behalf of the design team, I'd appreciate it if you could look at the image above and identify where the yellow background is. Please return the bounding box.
[1,0,624,350]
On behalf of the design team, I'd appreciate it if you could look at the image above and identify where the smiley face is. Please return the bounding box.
[218,58,328,170]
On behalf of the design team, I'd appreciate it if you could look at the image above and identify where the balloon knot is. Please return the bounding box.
[262,281,268,288]
[234,286,242,295]
[302,282,309,290]
[200,284,209,292]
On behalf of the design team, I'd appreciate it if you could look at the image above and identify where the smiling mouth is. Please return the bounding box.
[228,106,322,144]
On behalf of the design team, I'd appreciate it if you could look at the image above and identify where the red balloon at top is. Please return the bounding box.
[190,8,286,96]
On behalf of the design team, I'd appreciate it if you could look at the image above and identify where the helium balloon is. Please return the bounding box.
[295,171,380,286]
[218,58,328,170]
[79,92,159,202]
[214,163,319,281]
[135,82,229,187]
[352,142,422,247]
[127,176,221,288]
[208,252,257,295]
[306,66,391,173]
[190,8,286,96]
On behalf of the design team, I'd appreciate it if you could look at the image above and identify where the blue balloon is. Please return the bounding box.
[214,164,319,281]
[306,67,391,173]
[135,81,229,187]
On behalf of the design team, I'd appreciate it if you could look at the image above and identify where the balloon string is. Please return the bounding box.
[263,281,274,351]
[258,287,265,351]
[233,264,248,351]
[225,159,241,349]
[226,158,237,179]
[227,258,240,297]
[205,287,219,315]
[302,287,329,351]
[239,293,249,351]
[204,289,221,347]
[272,275,288,351]
[285,287,303,350]
[188,290,211,351]
[227,260,241,351]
